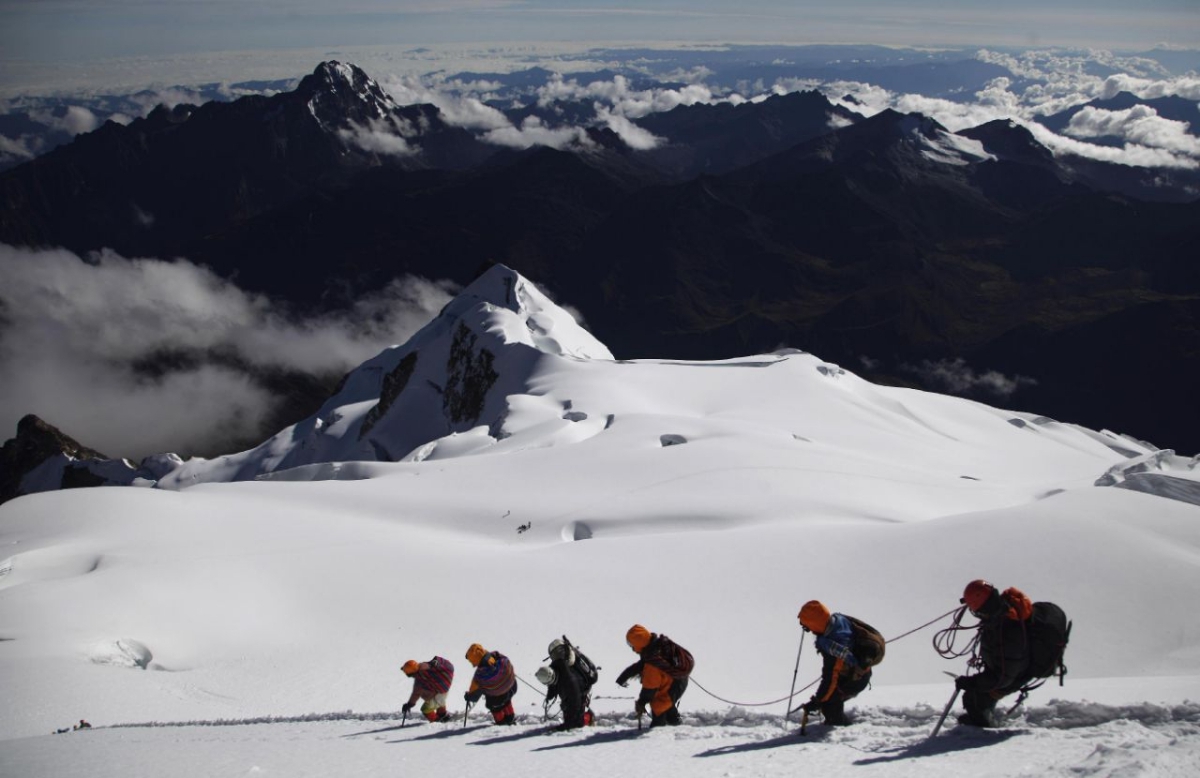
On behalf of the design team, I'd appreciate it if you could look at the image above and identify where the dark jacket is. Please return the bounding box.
[965,601,1031,693]
[545,654,593,729]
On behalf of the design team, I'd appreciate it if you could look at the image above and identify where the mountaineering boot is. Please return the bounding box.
[957,710,995,728]
[820,697,850,726]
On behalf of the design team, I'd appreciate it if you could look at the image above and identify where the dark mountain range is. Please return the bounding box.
[1,61,1198,460]
[0,62,495,259]
[634,90,862,178]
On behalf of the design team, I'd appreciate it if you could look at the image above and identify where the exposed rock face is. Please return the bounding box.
[443,322,499,426]
[0,415,130,505]
[360,351,418,438]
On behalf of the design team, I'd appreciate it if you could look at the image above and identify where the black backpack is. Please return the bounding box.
[653,634,695,679]
[559,636,600,686]
[572,648,600,686]
[846,616,886,672]
[1026,602,1071,681]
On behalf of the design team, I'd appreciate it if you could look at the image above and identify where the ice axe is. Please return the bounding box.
[800,709,810,736]
[401,709,409,729]
[463,700,473,729]
[930,686,961,739]
[785,630,806,731]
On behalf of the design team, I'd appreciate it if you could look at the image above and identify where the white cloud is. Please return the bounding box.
[0,245,456,459]
[26,104,100,136]
[537,73,724,120]
[0,134,38,161]
[1100,74,1200,101]
[379,74,510,130]
[814,71,1200,169]
[1065,105,1200,157]
[594,104,662,150]
[337,117,419,156]
[905,358,1037,399]
[482,115,594,150]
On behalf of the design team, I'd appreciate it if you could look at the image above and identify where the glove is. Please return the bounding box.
[617,679,628,688]
[634,701,647,717]
[801,700,819,714]
[464,692,473,702]
[401,702,414,714]
[955,675,971,691]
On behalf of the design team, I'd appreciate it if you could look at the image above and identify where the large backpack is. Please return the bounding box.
[846,616,886,673]
[572,648,600,686]
[560,636,600,686]
[1026,601,1071,681]
[651,634,695,679]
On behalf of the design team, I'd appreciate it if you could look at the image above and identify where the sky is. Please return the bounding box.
[1,264,1199,776]
[1,0,1196,67]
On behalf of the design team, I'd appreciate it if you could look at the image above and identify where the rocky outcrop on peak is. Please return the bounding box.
[0,415,175,506]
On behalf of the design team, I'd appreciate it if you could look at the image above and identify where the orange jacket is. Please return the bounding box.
[639,662,676,716]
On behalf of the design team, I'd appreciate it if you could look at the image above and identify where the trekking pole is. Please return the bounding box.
[785,631,806,727]
[929,687,960,739]
[401,709,409,729]
[800,709,810,736]
[463,701,472,728]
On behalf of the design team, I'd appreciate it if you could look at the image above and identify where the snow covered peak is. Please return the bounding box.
[298,60,399,129]
[156,264,613,487]
[889,112,996,166]
[442,264,613,361]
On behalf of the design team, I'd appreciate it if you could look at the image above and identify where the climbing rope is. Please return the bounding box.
[690,606,964,708]
[932,604,984,670]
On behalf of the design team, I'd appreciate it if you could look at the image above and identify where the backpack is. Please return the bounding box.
[846,616,886,672]
[572,648,600,686]
[652,634,694,679]
[1026,602,1071,681]
[423,656,455,693]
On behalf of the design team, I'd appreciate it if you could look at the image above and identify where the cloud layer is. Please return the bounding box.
[0,245,456,460]
[904,358,1037,399]
[364,48,1199,170]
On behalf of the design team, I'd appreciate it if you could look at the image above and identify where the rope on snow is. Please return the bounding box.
[690,605,963,708]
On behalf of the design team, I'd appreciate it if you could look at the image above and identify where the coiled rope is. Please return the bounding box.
[690,606,963,708]
[932,604,984,670]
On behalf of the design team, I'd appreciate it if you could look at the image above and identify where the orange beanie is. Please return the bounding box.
[401,659,419,676]
[465,643,487,667]
[798,600,831,634]
[626,624,652,652]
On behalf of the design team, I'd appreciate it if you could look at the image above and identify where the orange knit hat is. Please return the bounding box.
[626,624,652,652]
[401,659,419,676]
[798,600,831,634]
[465,643,487,667]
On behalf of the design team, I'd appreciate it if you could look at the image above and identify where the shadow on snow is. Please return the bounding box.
[532,728,646,751]
[853,728,1022,765]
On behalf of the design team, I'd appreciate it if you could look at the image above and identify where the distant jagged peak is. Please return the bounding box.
[4,414,109,463]
[959,118,1056,165]
[297,60,400,128]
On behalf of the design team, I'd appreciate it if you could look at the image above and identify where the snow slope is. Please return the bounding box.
[2,266,1199,775]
